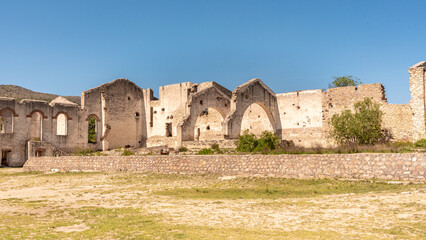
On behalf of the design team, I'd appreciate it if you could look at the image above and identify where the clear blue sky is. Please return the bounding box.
[1,0,425,103]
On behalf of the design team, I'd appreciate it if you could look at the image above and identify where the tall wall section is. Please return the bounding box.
[409,61,426,141]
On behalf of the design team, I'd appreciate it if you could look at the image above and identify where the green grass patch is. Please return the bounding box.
[155,178,425,199]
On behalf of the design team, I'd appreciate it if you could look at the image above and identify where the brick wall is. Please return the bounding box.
[23,153,425,181]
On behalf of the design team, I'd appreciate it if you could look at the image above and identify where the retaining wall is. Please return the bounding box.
[23,153,426,181]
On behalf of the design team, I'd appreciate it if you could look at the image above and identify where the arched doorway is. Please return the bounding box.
[240,103,275,136]
[194,108,225,141]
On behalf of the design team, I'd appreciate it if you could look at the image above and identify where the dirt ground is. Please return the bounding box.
[0,168,424,239]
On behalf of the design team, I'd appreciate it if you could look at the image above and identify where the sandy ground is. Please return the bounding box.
[0,168,424,239]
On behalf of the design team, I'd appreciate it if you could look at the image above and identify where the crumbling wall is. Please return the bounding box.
[276,90,324,147]
[381,104,413,141]
[180,83,231,141]
[144,82,194,148]
[2,61,425,166]
[409,62,426,141]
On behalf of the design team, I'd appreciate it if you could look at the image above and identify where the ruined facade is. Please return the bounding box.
[1,61,426,166]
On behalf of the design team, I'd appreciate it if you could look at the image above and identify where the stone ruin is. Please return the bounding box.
[1,61,426,166]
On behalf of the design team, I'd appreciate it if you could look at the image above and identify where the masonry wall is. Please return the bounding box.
[277,90,324,147]
[23,153,426,181]
[0,97,85,166]
[382,104,413,141]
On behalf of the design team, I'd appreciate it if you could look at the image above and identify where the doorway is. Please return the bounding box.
[1,150,11,167]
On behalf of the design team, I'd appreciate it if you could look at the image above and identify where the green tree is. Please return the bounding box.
[329,98,383,145]
[329,75,362,88]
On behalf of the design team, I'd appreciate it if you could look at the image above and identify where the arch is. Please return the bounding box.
[179,84,231,141]
[240,102,275,136]
[194,107,226,141]
[224,79,282,139]
[0,107,19,117]
[53,111,72,120]
[30,111,43,140]
[0,108,14,133]
[56,113,67,136]
[85,114,100,122]
[26,110,48,119]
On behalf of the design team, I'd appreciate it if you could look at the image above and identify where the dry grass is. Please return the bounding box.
[0,168,424,239]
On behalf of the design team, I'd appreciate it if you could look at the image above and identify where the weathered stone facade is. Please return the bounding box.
[1,62,426,166]
[23,153,425,181]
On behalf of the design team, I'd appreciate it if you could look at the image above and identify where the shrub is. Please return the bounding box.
[235,130,258,152]
[254,131,280,151]
[198,148,213,155]
[236,130,280,152]
[414,139,426,148]
[122,150,134,156]
[178,147,188,152]
[211,143,220,151]
[329,98,383,145]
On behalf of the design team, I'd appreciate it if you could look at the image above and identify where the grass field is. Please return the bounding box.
[0,168,424,239]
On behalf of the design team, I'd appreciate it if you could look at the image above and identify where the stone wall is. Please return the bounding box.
[3,61,426,166]
[23,153,425,181]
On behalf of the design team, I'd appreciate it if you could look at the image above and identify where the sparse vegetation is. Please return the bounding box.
[178,147,188,152]
[121,150,134,156]
[414,138,426,148]
[197,148,214,155]
[72,148,97,156]
[0,169,424,239]
[0,84,80,104]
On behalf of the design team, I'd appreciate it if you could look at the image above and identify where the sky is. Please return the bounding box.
[1,0,426,104]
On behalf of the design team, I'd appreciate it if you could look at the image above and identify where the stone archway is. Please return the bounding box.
[179,83,231,141]
[194,107,226,141]
[240,102,275,136]
[224,79,281,139]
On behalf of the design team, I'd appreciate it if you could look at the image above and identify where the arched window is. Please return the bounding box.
[56,113,67,136]
[88,116,97,143]
[0,109,14,133]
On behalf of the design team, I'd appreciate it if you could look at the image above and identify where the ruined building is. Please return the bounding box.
[1,61,426,166]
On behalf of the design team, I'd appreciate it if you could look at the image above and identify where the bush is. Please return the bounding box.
[178,147,188,152]
[329,98,383,145]
[197,148,214,155]
[235,130,280,152]
[414,139,426,147]
[235,130,258,152]
[255,131,280,152]
[211,143,220,151]
[122,150,134,156]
